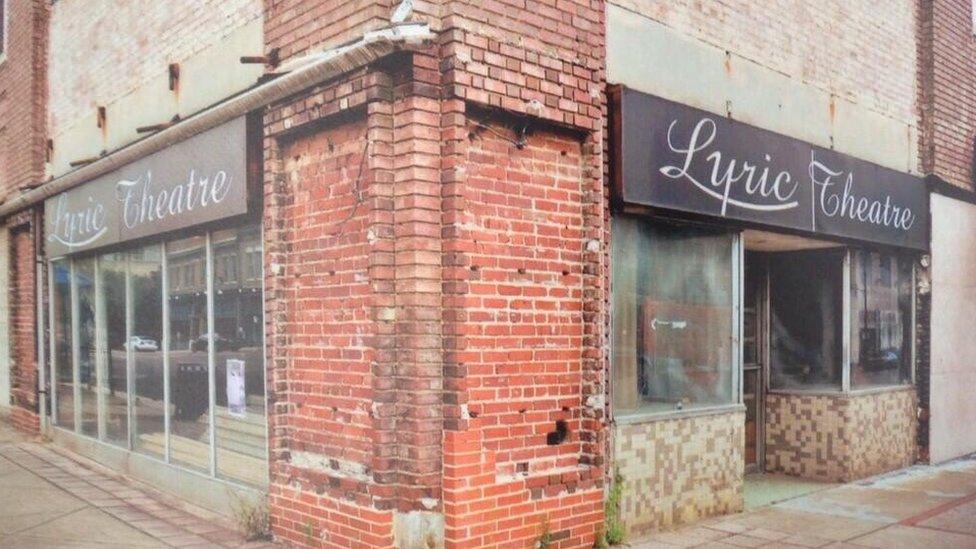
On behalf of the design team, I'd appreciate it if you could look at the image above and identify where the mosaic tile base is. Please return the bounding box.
[765,388,917,482]
[613,410,745,537]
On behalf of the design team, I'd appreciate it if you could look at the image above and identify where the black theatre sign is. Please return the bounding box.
[44,116,249,257]
[611,87,929,250]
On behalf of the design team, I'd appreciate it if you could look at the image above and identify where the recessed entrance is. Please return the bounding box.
[742,230,843,494]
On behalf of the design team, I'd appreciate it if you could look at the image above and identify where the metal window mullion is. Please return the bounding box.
[125,255,135,451]
[205,233,217,477]
[47,261,57,427]
[842,249,852,393]
[911,260,918,385]
[94,256,106,441]
[161,244,171,463]
[70,260,81,432]
[733,232,743,405]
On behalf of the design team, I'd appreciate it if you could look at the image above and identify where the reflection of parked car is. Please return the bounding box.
[125,336,159,352]
[189,333,242,353]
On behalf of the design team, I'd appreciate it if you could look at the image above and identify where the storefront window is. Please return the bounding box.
[98,253,128,447]
[132,245,164,458]
[49,222,266,488]
[76,257,98,437]
[167,236,210,473]
[769,249,844,391]
[612,217,735,415]
[213,225,266,484]
[52,259,74,429]
[850,250,913,388]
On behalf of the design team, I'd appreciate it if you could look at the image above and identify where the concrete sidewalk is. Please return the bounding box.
[631,455,976,548]
[0,421,277,548]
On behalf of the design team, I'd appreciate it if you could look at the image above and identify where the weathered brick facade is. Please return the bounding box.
[918,0,976,189]
[0,0,49,434]
[262,1,607,547]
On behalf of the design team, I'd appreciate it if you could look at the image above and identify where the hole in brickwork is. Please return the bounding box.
[546,420,569,446]
[516,462,529,474]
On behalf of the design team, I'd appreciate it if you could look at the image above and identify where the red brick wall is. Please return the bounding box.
[7,219,38,433]
[262,1,607,546]
[919,0,976,188]
[0,0,47,434]
[441,117,604,548]
[0,0,47,200]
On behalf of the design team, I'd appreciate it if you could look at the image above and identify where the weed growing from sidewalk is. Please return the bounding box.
[602,468,625,546]
[228,490,271,541]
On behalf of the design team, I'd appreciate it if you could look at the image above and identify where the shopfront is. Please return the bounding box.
[42,116,267,506]
[608,88,928,534]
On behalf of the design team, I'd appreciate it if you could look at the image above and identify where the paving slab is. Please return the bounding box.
[719,506,884,541]
[776,483,955,523]
[628,455,976,548]
[847,524,976,549]
[915,498,976,536]
[0,421,279,548]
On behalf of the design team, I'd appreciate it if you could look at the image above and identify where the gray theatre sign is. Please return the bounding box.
[611,88,929,250]
[45,117,248,257]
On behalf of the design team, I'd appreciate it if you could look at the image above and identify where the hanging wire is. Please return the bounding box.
[330,137,371,242]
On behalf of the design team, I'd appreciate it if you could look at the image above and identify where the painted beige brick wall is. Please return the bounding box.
[47,0,264,177]
[606,0,918,174]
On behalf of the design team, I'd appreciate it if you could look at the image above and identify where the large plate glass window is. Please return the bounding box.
[768,249,844,391]
[850,250,913,388]
[76,257,98,437]
[212,224,266,484]
[612,217,736,415]
[131,245,165,457]
[52,259,74,429]
[167,236,210,473]
[97,253,128,447]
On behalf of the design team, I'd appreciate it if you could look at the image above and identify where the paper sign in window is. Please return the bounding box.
[226,359,247,418]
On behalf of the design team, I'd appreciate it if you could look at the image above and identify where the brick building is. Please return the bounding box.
[0,1,965,548]
[0,0,48,435]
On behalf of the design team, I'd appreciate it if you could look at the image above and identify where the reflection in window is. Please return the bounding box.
[52,260,74,430]
[213,225,266,485]
[612,217,735,415]
[98,253,128,447]
[851,251,913,388]
[168,236,210,473]
[131,245,164,458]
[769,249,844,391]
[49,224,266,486]
[76,257,98,437]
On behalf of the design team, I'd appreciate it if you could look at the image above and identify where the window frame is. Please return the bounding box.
[846,248,916,393]
[608,218,919,424]
[609,217,744,422]
[46,221,268,489]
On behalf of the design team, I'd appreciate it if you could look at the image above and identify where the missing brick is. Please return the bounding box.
[546,420,568,446]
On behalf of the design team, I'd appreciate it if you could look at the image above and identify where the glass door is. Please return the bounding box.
[743,252,765,472]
